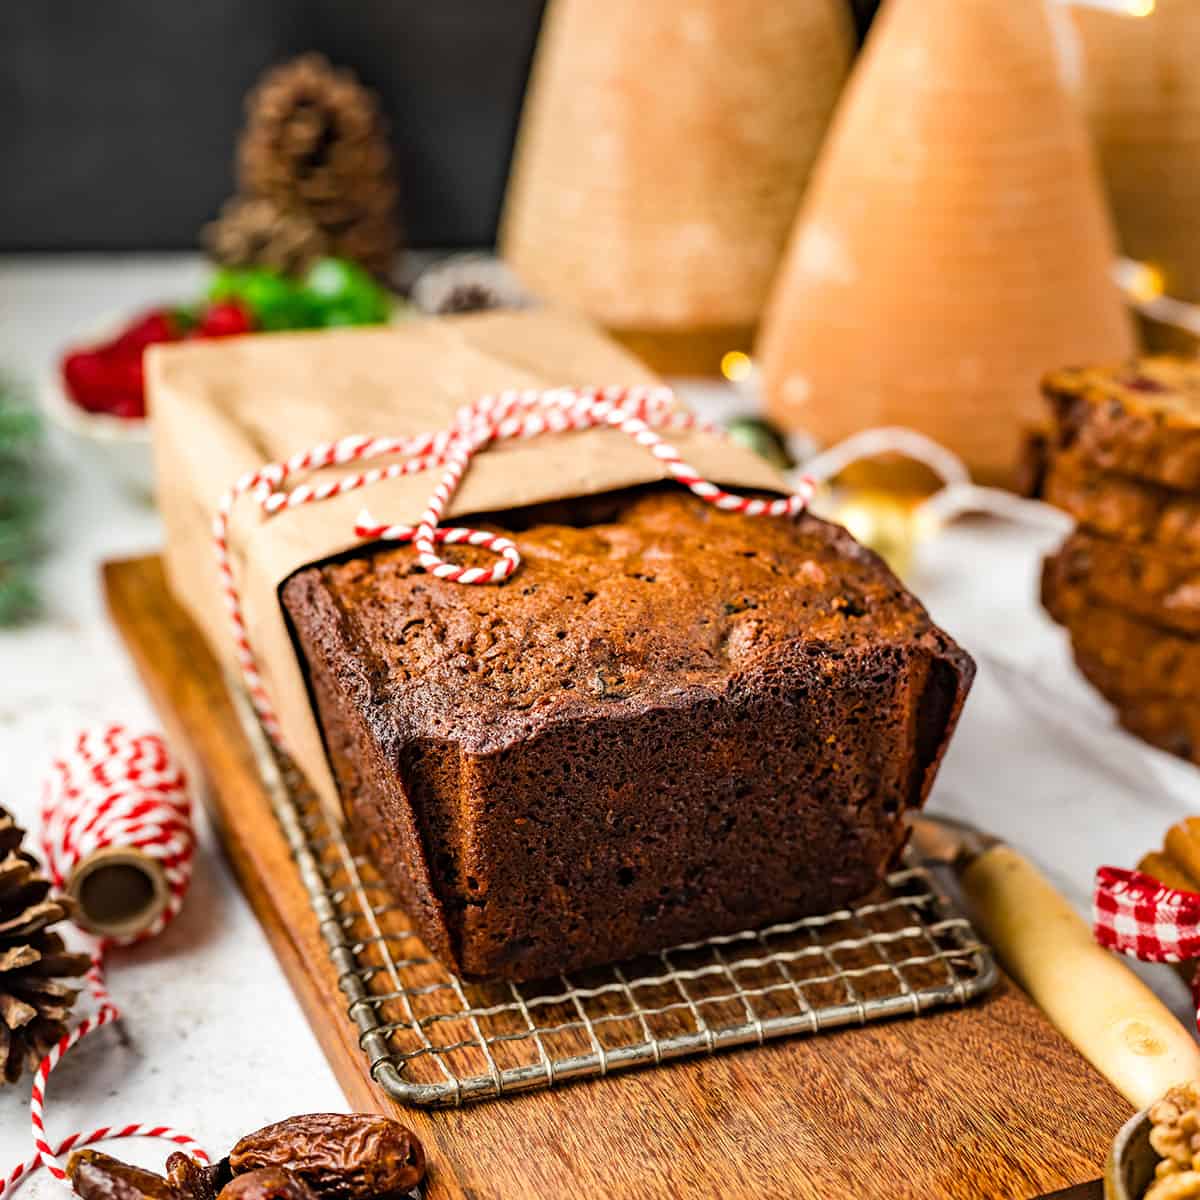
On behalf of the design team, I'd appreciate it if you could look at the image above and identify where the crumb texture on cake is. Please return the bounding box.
[283,487,974,980]
[1047,528,1200,637]
[1044,357,1200,489]
[1045,448,1200,553]
[1043,557,1200,701]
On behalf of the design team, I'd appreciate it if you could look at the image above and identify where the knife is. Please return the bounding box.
[910,814,1200,1110]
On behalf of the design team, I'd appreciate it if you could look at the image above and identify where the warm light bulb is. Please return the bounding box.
[1113,257,1167,302]
[1125,261,1166,304]
[1128,0,1155,15]
[720,351,754,383]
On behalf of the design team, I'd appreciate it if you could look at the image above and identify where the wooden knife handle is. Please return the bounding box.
[961,844,1200,1109]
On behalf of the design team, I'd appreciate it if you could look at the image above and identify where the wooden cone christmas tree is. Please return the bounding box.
[500,0,855,375]
[757,0,1135,483]
[1072,1,1200,350]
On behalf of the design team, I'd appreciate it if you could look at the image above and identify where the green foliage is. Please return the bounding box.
[0,375,42,626]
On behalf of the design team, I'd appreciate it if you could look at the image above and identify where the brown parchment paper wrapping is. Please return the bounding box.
[147,308,786,818]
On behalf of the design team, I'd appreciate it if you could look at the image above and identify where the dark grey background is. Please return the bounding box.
[0,2,879,252]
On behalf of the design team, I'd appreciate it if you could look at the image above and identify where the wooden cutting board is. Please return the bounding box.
[105,555,1131,1200]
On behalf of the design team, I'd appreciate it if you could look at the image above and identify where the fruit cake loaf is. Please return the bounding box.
[282,487,975,981]
[1043,357,1200,490]
[1068,648,1199,766]
[1043,558,1200,701]
[1113,692,1200,767]
[1043,448,1200,554]
[1047,528,1200,637]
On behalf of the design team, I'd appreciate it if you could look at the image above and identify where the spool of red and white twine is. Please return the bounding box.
[1,725,205,1196]
[213,383,817,746]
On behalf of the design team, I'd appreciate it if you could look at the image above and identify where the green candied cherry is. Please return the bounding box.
[303,258,390,325]
[239,269,306,331]
[319,306,362,328]
[208,267,250,304]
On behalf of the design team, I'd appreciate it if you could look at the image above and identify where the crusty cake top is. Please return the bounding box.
[284,488,960,746]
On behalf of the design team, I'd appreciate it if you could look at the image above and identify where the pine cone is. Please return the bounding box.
[237,54,401,279]
[0,807,90,1084]
[204,197,328,276]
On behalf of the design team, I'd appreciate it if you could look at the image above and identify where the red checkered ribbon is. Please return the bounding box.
[1094,865,1200,1028]
[214,384,816,750]
[1,725,206,1197]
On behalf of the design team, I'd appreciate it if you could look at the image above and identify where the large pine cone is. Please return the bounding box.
[237,54,401,278]
[0,808,90,1084]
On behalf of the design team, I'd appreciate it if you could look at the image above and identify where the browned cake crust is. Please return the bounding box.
[1043,448,1200,553]
[1067,650,1200,766]
[282,487,974,981]
[1043,556,1200,701]
[1046,528,1200,636]
[1043,357,1200,490]
[1014,424,1051,500]
[1112,692,1200,767]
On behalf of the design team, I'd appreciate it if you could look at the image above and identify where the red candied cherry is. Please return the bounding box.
[62,349,119,413]
[196,301,255,338]
[1125,374,1168,393]
[107,351,145,396]
[61,347,147,419]
[107,392,146,420]
[112,308,179,354]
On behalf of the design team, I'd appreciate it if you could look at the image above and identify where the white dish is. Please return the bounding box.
[41,350,155,501]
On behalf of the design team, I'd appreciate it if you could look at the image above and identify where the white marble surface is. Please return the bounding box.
[2,254,1199,1190]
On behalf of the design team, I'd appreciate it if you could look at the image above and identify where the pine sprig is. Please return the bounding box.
[0,374,43,626]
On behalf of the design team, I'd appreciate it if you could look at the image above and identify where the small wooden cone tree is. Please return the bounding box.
[1072,0,1200,350]
[500,0,855,375]
[757,0,1135,483]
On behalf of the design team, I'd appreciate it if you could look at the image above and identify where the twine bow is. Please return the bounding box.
[1094,866,1200,1029]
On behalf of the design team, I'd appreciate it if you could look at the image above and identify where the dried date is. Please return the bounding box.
[229,1113,425,1200]
[217,1168,315,1200]
[68,1150,177,1200]
[165,1152,229,1200]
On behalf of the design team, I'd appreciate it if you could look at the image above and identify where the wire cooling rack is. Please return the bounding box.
[230,685,997,1108]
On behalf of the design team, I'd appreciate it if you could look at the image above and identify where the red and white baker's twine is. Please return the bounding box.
[2,725,204,1196]
[1094,866,1200,1028]
[213,384,816,747]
